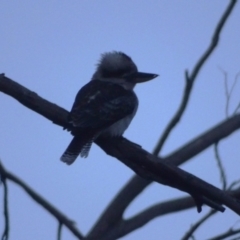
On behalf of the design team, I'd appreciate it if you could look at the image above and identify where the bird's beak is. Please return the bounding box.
[128,72,159,83]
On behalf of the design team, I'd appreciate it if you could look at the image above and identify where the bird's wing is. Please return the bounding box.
[67,80,138,133]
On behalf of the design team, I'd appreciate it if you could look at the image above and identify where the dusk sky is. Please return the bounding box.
[1,1,240,240]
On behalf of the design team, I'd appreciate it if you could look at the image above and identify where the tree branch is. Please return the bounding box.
[89,187,240,240]
[0,162,84,240]
[111,196,196,240]
[0,74,68,127]
[164,114,240,165]
[153,0,237,155]
[57,222,63,240]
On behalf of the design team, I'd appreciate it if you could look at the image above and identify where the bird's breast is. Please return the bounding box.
[100,100,138,137]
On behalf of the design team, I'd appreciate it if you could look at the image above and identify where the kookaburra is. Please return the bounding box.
[60,51,158,165]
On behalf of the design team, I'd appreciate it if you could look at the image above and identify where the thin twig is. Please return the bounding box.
[207,228,240,240]
[0,162,84,240]
[164,114,240,165]
[1,177,9,240]
[229,72,240,105]
[219,68,240,117]
[229,180,240,191]
[181,210,217,240]
[119,196,196,239]
[153,0,238,155]
[233,72,240,115]
[234,102,240,115]
[214,142,227,191]
[57,222,63,240]
[219,67,230,117]
[182,182,240,240]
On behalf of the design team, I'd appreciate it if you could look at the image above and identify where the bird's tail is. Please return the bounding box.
[60,136,93,165]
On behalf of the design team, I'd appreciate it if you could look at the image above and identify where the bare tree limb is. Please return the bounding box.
[0,74,68,127]
[0,162,84,240]
[88,187,240,240]
[163,114,240,165]
[110,196,196,240]
[0,174,9,240]
[97,136,240,211]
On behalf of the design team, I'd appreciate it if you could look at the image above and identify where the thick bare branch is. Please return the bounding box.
[0,74,68,127]
[91,196,196,240]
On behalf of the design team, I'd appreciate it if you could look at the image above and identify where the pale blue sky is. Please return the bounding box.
[1,1,240,240]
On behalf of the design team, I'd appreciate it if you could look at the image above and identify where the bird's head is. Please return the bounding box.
[91,51,158,90]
